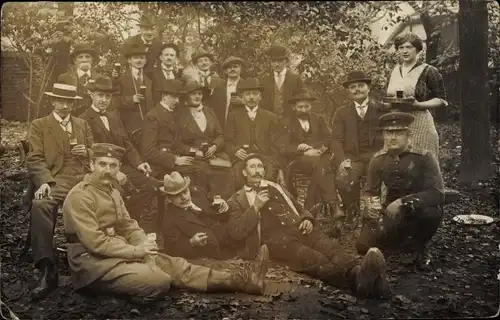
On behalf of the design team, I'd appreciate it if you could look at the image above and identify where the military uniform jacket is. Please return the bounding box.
[175,105,226,157]
[279,113,332,160]
[62,174,149,290]
[224,107,282,164]
[80,108,142,168]
[365,146,445,207]
[27,113,94,189]
[162,186,231,259]
[227,181,314,259]
[140,104,178,171]
[330,100,384,168]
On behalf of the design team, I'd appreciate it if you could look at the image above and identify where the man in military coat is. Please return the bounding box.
[226,154,390,298]
[356,112,445,268]
[280,91,342,218]
[62,143,270,301]
[27,83,94,300]
[80,75,153,221]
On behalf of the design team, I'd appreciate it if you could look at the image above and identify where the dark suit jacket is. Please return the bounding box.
[330,99,385,168]
[280,113,332,159]
[150,67,185,104]
[206,78,245,129]
[260,70,305,118]
[140,104,178,171]
[161,186,232,259]
[80,107,142,168]
[57,69,101,116]
[175,105,225,156]
[27,113,94,188]
[121,35,163,78]
[116,68,154,134]
[226,183,314,259]
[224,106,281,164]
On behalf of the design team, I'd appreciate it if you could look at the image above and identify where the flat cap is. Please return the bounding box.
[379,112,415,131]
[91,143,126,161]
[221,56,244,70]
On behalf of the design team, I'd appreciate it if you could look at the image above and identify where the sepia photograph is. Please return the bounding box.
[0,1,499,319]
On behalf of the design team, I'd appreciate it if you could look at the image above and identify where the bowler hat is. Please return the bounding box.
[44,83,83,100]
[87,75,119,93]
[160,171,191,195]
[221,56,244,70]
[91,143,126,161]
[288,91,316,104]
[182,80,211,96]
[191,48,214,63]
[266,45,289,60]
[342,70,372,88]
[237,78,265,93]
[158,42,180,57]
[70,44,98,62]
[124,43,148,58]
[137,15,156,28]
[378,112,415,131]
[156,79,183,95]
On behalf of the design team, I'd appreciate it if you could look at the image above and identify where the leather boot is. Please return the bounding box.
[328,200,345,221]
[31,258,58,301]
[351,247,390,299]
[207,244,269,295]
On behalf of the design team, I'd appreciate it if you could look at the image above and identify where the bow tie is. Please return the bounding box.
[98,111,107,116]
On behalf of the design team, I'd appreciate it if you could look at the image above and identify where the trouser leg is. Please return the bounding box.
[31,199,59,266]
[208,167,234,200]
[121,165,155,221]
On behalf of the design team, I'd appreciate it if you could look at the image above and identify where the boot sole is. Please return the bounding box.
[357,248,390,298]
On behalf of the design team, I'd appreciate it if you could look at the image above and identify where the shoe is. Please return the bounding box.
[237,244,269,295]
[354,247,390,299]
[31,259,58,301]
[328,201,345,221]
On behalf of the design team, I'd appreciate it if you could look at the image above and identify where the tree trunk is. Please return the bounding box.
[458,0,492,184]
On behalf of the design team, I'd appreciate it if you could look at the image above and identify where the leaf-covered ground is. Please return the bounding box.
[1,121,499,319]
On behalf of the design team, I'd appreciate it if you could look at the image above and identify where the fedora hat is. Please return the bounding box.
[124,43,148,58]
[137,15,156,28]
[342,70,372,88]
[156,79,183,95]
[266,45,289,60]
[237,78,265,93]
[158,42,180,57]
[191,48,214,63]
[221,56,244,70]
[288,91,316,104]
[70,43,98,62]
[87,75,119,93]
[181,80,211,96]
[44,83,83,100]
[160,171,191,195]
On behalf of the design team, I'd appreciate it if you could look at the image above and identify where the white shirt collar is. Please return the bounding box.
[91,105,106,115]
[77,69,91,78]
[227,78,239,87]
[190,104,204,113]
[160,101,174,112]
[53,112,70,124]
[274,67,287,77]
[184,201,202,211]
[141,35,152,46]
[246,106,259,114]
[199,70,211,77]
[131,67,142,78]
[161,63,174,71]
[354,97,369,108]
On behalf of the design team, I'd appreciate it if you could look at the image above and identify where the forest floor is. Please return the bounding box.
[0,119,499,319]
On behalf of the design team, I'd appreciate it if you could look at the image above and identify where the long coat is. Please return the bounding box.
[175,106,226,156]
[80,108,142,168]
[140,104,178,172]
[62,174,149,290]
[150,67,185,104]
[206,78,245,129]
[161,186,234,259]
[330,100,384,168]
[226,182,314,259]
[260,70,304,118]
[27,113,94,189]
[116,68,154,134]
[57,69,101,116]
[121,35,164,78]
[224,106,282,164]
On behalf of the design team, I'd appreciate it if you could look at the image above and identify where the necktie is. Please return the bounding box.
[136,70,143,85]
[163,68,174,80]
[80,73,89,86]
[358,106,366,119]
[275,72,283,88]
[59,120,71,135]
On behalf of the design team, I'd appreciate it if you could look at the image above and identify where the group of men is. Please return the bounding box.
[24,14,446,305]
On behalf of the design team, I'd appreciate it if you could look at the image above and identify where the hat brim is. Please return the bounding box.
[269,55,288,60]
[44,92,83,100]
[342,78,371,88]
[125,51,148,58]
[288,97,316,104]
[221,59,244,70]
[376,126,410,131]
[182,86,211,96]
[237,86,265,93]
[88,86,120,94]
[156,89,182,95]
[193,53,214,62]
[137,23,156,28]
[159,176,191,195]
[70,50,98,61]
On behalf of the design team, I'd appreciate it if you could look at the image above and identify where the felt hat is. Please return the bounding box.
[237,78,265,93]
[221,56,244,70]
[160,171,191,195]
[266,45,289,60]
[124,43,148,58]
[181,80,211,96]
[44,83,83,100]
[87,75,119,93]
[191,48,214,63]
[70,43,98,62]
[158,42,180,57]
[91,143,126,161]
[156,79,183,95]
[137,15,156,28]
[342,70,372,88]
[378,112,415,131]
[288,91,317,104]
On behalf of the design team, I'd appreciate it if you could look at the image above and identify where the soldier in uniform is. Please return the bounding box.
[224,78,284,189]
[161,172,239,260]
[62,143,271,302]
[356,112,445,268]
[27,83,94,300]
[280,91,343,217]
[80,75,153,221]
[227,154,390,298]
